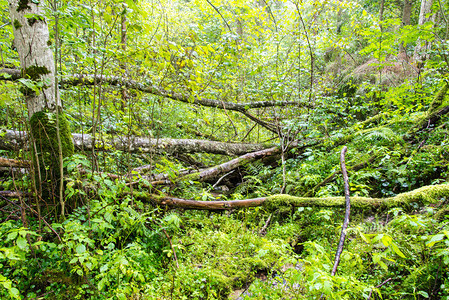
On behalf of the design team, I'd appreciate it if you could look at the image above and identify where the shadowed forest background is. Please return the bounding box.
[1,0,449,298]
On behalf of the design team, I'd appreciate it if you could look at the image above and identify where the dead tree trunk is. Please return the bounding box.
[0,129,270,156]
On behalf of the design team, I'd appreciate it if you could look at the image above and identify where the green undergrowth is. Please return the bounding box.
[2,182,449,299]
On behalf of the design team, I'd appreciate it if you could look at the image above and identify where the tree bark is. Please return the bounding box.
[0,129,270,156]
[8,1,59,116]
[7,0,74,211]
[413,0,435,64]
[399,0,412,55]
[0,157,29,168]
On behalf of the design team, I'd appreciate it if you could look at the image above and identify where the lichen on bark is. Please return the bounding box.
[30,110,74,203]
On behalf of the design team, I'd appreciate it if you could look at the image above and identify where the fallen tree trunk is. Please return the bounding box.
[1,129,270,156]
[131,146,281,186]
[0,157,30,168]
[405,84,449,140]
[172,146,280,183]
[135,183,449,211]
[0,69,306,112]
[0,191,25,198]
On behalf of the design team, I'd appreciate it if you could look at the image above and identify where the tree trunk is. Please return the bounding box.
[8,0,74,213]
[399,0,412,57]
[413,0,435,64]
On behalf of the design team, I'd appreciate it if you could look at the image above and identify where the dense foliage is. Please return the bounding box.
[1,0,449,298]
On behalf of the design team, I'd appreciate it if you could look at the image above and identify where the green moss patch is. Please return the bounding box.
[24,65,50,81]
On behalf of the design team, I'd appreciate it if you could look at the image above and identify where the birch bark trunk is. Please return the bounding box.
[8,0,74,214]
[413,0,435,65]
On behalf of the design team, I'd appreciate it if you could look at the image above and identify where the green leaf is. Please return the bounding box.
[426,234,445,247]
[16,236,27,250]
[358,231,371,244]
[381,235,392,247]
[0,72,12,79]
[117,293,126,300]
[417,291,429,298]
[390,243,406,258]
[98,278,106,291]
[69,257,78,264]
[7,231,18,241]
[18,78,40,94]
[76,244,86,254]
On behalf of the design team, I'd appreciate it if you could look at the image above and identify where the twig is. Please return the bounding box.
[208,170,235,191]
[205,0,233,33]
[154,220,179,268]
[259,213,272,235]
[331,146,350,276]
[367,278,392,300]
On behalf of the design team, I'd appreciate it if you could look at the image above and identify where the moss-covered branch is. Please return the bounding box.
[135,183,449,211]
[406,83,449,139]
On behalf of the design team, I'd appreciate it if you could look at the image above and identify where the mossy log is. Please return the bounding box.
[406,83,449,140]
[135,183,449,211]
